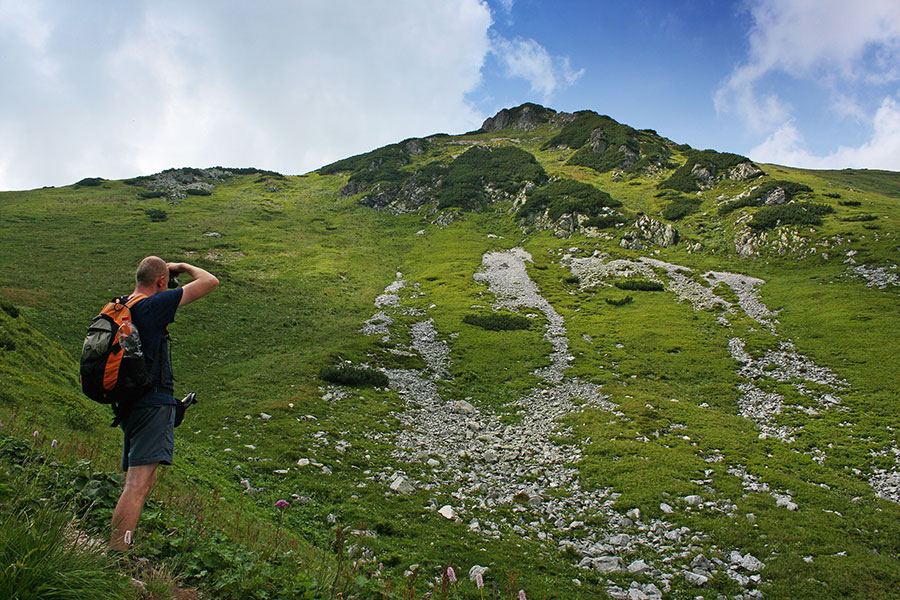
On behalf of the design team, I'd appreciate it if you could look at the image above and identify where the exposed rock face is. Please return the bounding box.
[728,162,764,181]
[763,187,787,205]
[620,215,678,249]
[690,164,716,190]
[357,169,443,214]
[588,128,608,153]
[142,167,228,198]
[480,103,558,132]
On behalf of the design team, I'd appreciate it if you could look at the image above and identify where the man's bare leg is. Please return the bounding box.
[110,463,159,551]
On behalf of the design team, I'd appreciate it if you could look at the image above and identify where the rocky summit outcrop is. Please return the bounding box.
[479,103,560,132]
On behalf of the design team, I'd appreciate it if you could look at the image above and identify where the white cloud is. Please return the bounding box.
[491,35,583,99]
[0,0,494,190]
[716,0,900,168]
[751,96,900,170]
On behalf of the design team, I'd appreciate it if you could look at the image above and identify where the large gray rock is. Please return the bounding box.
[480,103,557,132]
[593,556,625,573]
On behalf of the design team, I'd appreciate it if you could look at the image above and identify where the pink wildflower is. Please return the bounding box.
[33,430,39,437]
[519,590,527,600]
[476,573,484,589]
[274,499,290,508]
[446,566,456,582]
[51,439,58,448]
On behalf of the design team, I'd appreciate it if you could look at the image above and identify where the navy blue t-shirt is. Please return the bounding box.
[129,288,183,406]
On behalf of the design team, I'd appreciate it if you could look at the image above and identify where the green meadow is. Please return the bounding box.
[2,109,899,599]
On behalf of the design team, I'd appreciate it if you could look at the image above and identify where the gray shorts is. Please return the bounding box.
[120,405,176,471]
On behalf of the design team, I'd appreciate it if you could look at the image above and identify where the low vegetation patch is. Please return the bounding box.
[516,179,620,220]
[614,279,664,291]
[840,214,878,222]
[463,312,532,331]
[658,149,753,192]
[319,364,389,387]
[583,213,626,229]
[436,145,547,210]
[719,180,814,215]
[839,199,862,206]
[748,202,835,231]
[662,195,703,221]
[144,208,168,222]
[605,296,633,306]
[74,177,105,187]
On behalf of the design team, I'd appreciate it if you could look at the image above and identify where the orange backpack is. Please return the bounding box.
[79,294,158,417]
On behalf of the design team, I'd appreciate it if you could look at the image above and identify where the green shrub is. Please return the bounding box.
[583,213,626,229]
[139,190,166,199]
[74,177,104,187]
[545,111,671,174]
[516,179,620,220]
[463,312,532,331]
[319,364,389,387]
[659,149,752,192]
[319,142,412,176]
[719,180,814,215]
[840,214,878,222]
[605,296,633,306]
[564,276,580,284]
[748,202,835,231]
[144,208,168,222]
[614,279,664,291]
[823,192,842,198]
[185,187,212,196]
[662,195,702,221]
[0,299,18,318]
[838,199,861,206]
[436,145,547,210]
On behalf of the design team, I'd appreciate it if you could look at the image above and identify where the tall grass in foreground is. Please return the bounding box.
[0,427,136,600]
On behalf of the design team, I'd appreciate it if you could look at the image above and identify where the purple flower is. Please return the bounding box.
[476,573,483,589]
[519,591,527,600]
[446,566,456,582]
[51,439,58,448]
[33,430,39,437]
[274,499,290,508]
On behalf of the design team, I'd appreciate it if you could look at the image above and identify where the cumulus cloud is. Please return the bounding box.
[491,35,583,99]
[751,96,900,170]
[0,0,493,190]
[716,0,900,168]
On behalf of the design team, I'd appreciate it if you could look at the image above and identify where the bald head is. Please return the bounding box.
[136,256,168,287]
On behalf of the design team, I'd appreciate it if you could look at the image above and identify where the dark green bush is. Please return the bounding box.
[144,208,168,222]
[838,199,861,206]
[840,214,877,222]
[658,149,752,192]
[185,187,212,196]
[823,192,842,198]
[719,180,814,215]
[583,213,626,229]
[662,195,702,221]
[319,364,389,387]
[436,146,547,210]
[74,177,104,187]
[0,300,19,318]
[614,280,664,291]
[463,313,532,331]
[748,202,835,231]
[516,179,620,220]
[564,276,580,284]
[605,296,633,306]
[139,190,166,199]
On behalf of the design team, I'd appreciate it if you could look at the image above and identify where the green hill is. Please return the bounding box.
[2,103,900,599]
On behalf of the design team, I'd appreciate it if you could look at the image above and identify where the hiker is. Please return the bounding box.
[109,256,218,552]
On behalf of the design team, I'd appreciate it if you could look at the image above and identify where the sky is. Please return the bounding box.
[2,0,900,191]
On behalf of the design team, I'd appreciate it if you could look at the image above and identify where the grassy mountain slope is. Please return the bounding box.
[2,104,899,599]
